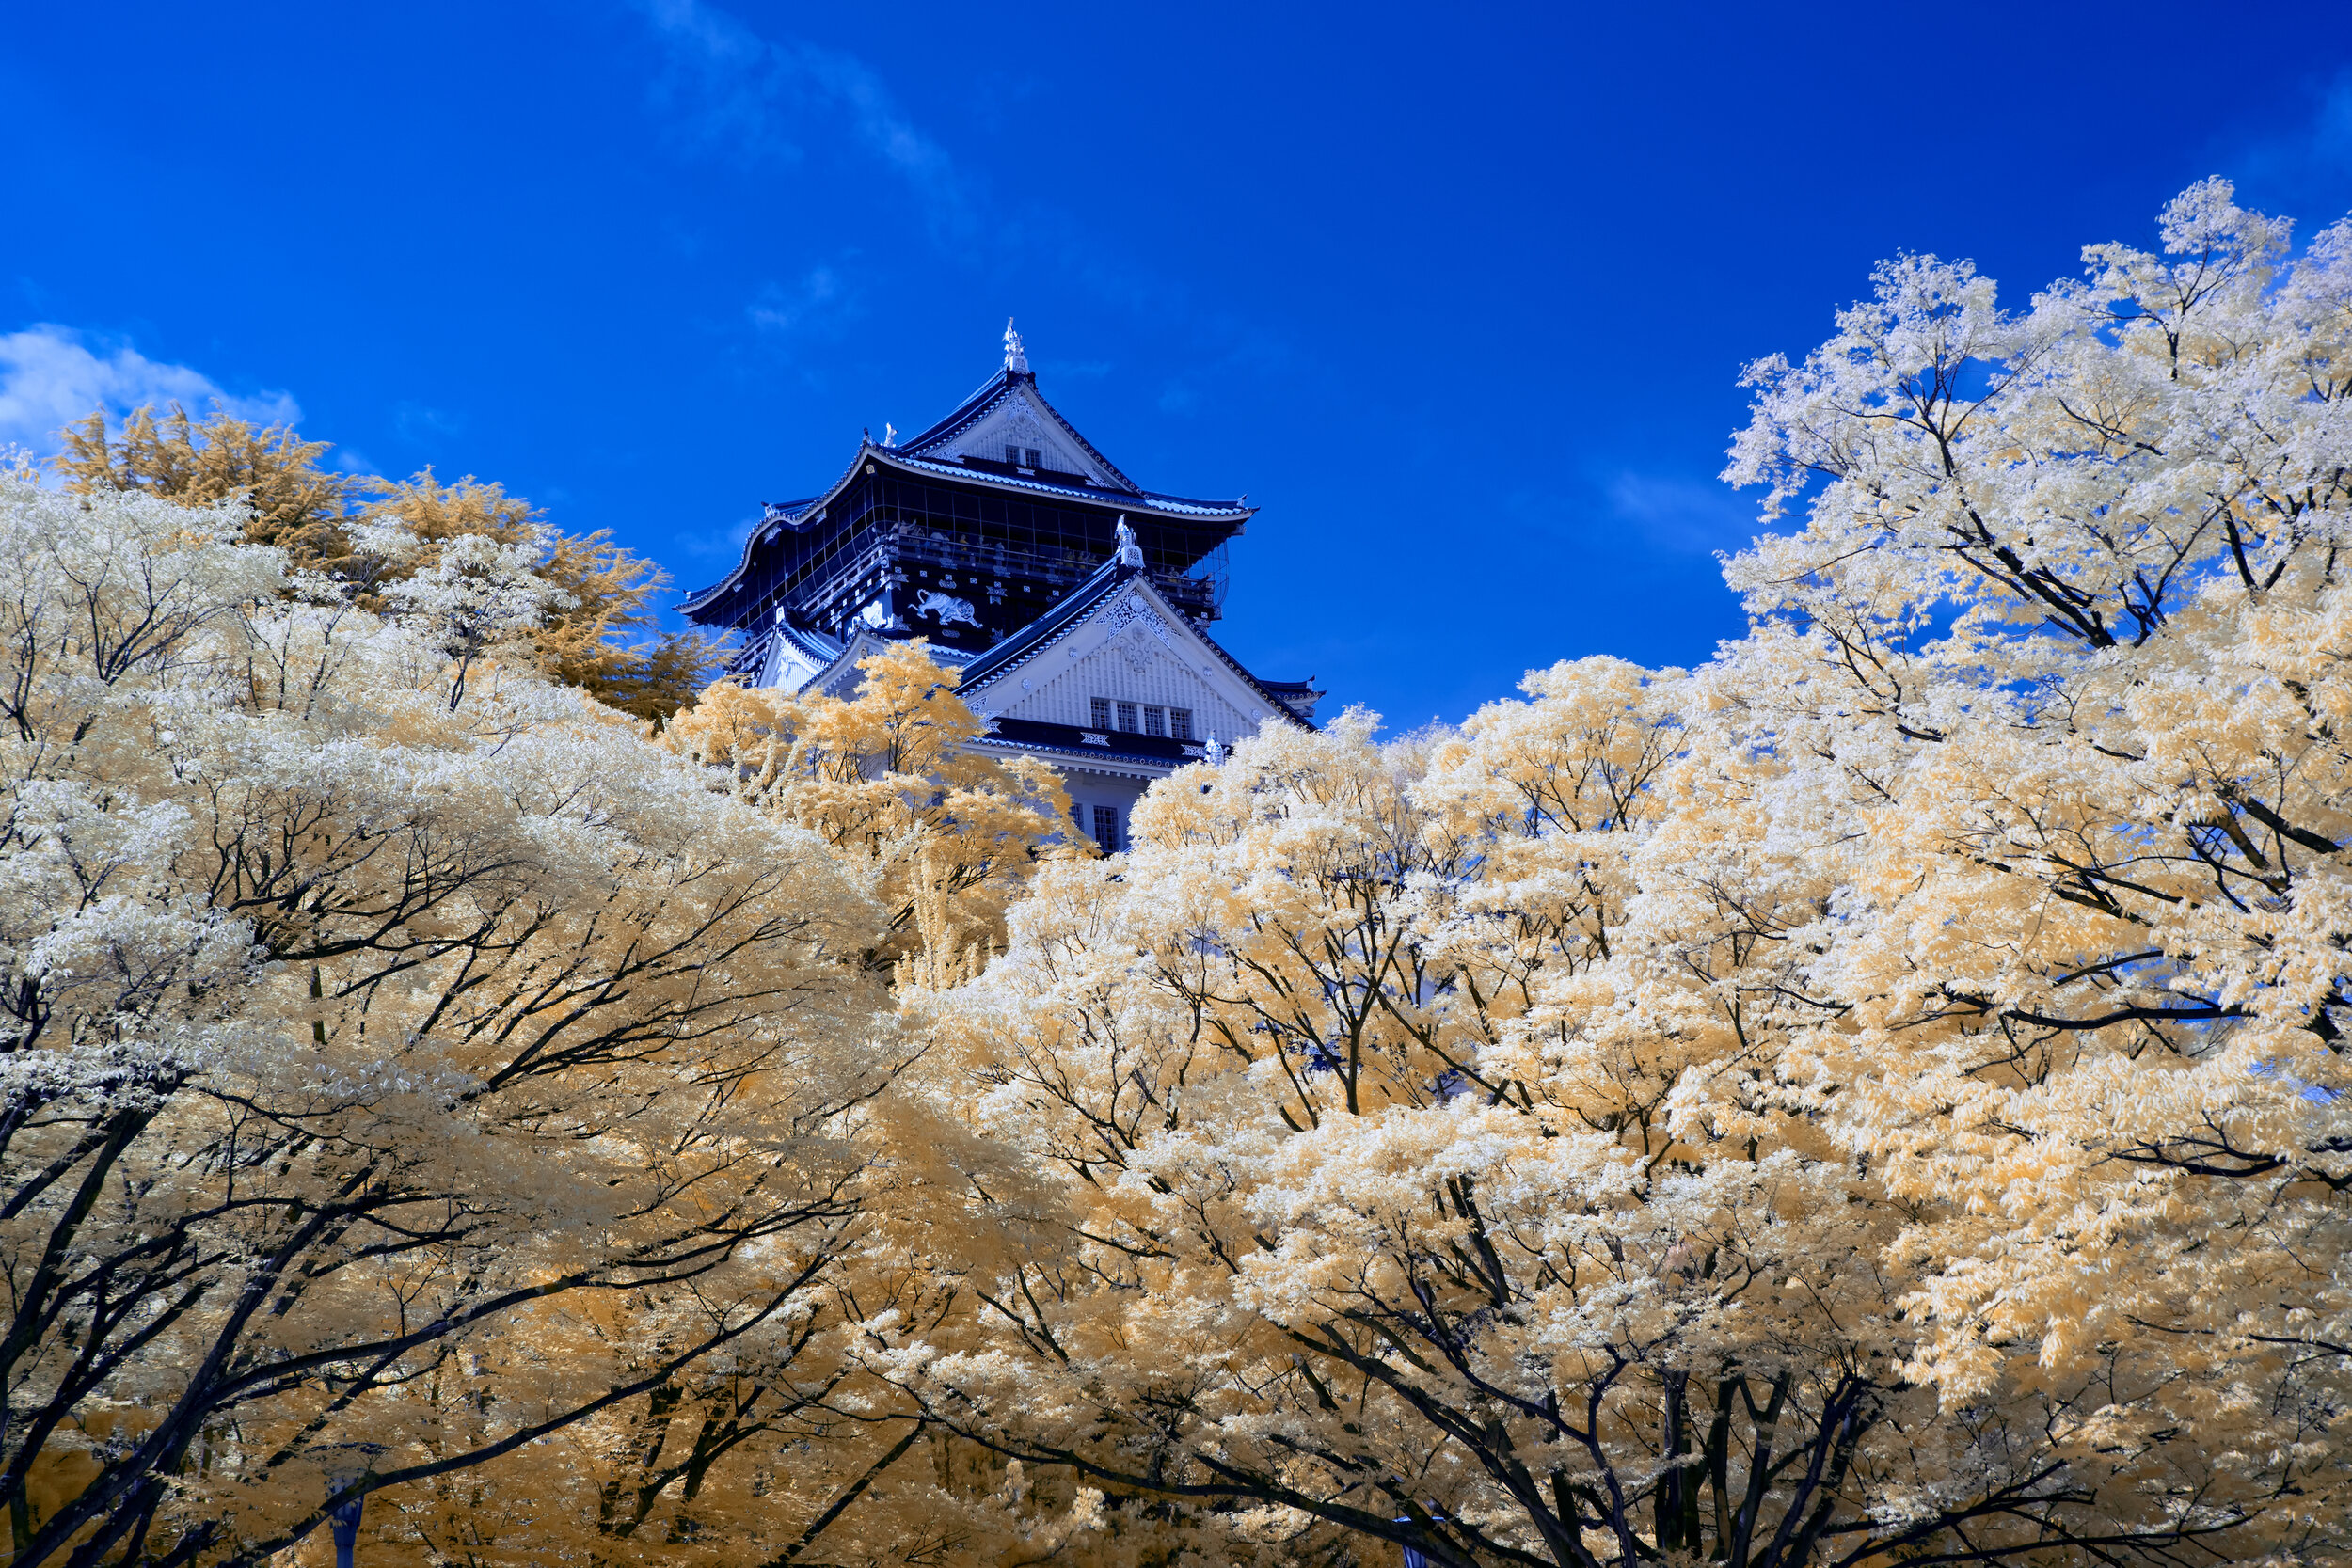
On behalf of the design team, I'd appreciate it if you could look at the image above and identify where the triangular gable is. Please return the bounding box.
[899,372,1142,495]
[959,575,1305,745]
[787,630,975,701]
[762,620,844,690]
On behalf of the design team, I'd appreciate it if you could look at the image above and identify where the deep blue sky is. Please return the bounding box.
[7,2,2352,727]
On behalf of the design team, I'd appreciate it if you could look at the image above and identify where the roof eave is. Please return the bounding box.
[685,368,1253,621]
[898,370,1152,497]
[680,439,884,618]
[879,450,1249,519]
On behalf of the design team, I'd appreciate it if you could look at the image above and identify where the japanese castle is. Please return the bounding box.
[680,323,1320,853]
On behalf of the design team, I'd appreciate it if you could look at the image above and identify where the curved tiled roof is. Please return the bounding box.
[682,439,1249,616]
[898,368,1143,495]
[969,714,1212,776]
[884,451,1249,518]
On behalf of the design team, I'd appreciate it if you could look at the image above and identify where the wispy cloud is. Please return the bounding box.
[630,0,976,242]
[677,511,761,564]
[2211,71,2352,218]
[625,1,1291,390]
[747,264,857,339]
[0,324,299,456]
[393,401,463,443]
[1600,470,1759,555]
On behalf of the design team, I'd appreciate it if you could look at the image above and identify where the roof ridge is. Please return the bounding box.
[897,366,1150,497]
[952,556,1137,691]
[886,451,1247,515]
[896,369,1014,454]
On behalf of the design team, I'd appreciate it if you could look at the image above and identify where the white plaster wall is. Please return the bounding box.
[991,633,1263,740]
[1057,769,1153,853]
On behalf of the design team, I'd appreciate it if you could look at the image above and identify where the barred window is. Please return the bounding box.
[1090,697,1112,729]
[1116,702,1138,732]
[1143,705,1167,736]
[1169,707,1192,741]
[1091,804,1120,854]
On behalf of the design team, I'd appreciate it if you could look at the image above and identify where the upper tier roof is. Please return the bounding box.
[895,358,1152,483]
[684,337,1253,618]
[760,439,1251,528]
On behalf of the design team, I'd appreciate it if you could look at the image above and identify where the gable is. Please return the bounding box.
[961,586,1289,745]
[920,389,1102,482]
[765,634,831,691]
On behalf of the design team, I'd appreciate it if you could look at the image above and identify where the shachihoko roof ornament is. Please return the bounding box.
[1114,515,1145,567]
[1003,317,1028,374]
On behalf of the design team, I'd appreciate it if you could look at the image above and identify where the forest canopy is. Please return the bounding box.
[50,404,722,723]
[2,178,2348,1568]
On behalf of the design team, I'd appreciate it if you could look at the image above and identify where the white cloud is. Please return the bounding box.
[631,0,976,242]
[677,511,760,563]
[1603,471,1760,555]
[748,265,853,337]
[0,325,299,456]
[2214,72,2352,215]
[393,401,463,441]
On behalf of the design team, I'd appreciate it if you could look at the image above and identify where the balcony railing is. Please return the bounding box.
[781,522,1221,625]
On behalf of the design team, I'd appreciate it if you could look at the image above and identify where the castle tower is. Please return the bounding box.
[680,324,1321,852]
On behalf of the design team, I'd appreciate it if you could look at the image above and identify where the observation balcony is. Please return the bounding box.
[781,519,1224,627]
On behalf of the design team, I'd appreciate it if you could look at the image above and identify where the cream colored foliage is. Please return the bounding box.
[1711,181,2352,1432]
[881,182,2352,1568]
[0,465,914,1568]
[53,407,722,724]
[665,639,1075,974]
[17,175,2352,1568]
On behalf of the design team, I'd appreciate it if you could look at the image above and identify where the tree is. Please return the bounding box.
[880,182,2352,1567]
[663,640,1078,975]
[52,404,721,723]
[327,645,1095,1568]
[0,464,900,1568]
[27,176,2351,1568]
[53,404,352,561]
[356,467,719,724]
[887,700,2294,1566]
[1709,174,2352,1550]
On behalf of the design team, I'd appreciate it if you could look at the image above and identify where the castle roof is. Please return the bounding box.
[954,554,1314,731]
[896,363,1145,492]
[681,356,1251,620]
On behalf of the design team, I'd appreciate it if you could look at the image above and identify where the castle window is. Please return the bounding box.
[1169,707,1192,741]
[1091,805,1120,854]
[1115,702,1138,732]
[1143,705,1166,736]
[1090,697,1111,729]
[1007,444,1041,468]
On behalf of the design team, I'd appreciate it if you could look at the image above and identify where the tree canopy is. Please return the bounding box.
[867,178,2352,1568]
[51,405,720,723]
[8,179,2349,1568]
